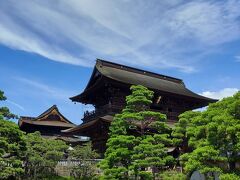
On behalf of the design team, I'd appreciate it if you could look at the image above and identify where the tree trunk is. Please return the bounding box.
[152,168,156,180]
[34,166,37,180]
[229,161,236,171]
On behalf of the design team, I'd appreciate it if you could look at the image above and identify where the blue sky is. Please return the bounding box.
[0,0,240,124]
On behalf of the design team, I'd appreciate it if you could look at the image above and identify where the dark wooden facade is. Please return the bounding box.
[19,105,82,145]
[64,59,217,155]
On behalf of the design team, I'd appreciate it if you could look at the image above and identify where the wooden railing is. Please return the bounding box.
[83,104,179,122]
[57,159,103,166]
[83,104,122,122]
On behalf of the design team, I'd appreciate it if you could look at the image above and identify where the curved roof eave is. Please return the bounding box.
[70,59,218,103]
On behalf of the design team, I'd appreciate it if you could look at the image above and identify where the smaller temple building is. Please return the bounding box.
[19,105,82,145]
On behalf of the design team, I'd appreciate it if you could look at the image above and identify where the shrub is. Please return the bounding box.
[219,173,240,180]
[158,170,187,180]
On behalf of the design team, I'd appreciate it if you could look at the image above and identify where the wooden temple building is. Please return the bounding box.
[63,59,217,155]
[19,105,82,145]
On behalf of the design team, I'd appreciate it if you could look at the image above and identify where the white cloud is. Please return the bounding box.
[200,88,239,100]
[0,0,239,72]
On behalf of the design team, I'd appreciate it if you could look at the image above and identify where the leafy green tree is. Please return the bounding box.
[172,91,240,178]
[100,85,174,179]
[157,170,187,180]
[24,132,68,179]
[180,146,226,174]
[0,90,26,179]
[219,173,240,180]
[204,92,240,171]
[69,142,99,179]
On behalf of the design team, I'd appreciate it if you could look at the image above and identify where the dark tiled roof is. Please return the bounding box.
[19,105,76,128]
[36,105,74,124]
[62,115,112,133]
[70,59,217,103]
[62,115,175,134]
[19,119,76,128]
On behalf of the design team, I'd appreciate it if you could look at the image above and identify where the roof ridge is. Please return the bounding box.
[37,105,57,119]
[20,116,36,119]
[36,105,75,125]
[96,58,183,84]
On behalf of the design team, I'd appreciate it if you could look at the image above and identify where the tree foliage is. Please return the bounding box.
[99,114,137,179]
[0,90,26,179]
[157,170,187,180]
[0,119,26,179]
[219,173,240,180]
[0,90,17,119]
[100,85,174,179]
[23,131,68,179]
[172,91,240,178]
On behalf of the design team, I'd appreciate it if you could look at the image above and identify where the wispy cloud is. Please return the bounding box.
[235,56,240,62]
[200,88,239,100]
[6,99,25,111]
[14,77,75,101]
[0,0,239,72]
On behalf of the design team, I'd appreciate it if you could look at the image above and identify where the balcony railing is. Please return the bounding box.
[83,104,179,122]
[57,159,102,166]
[83,104,122,122]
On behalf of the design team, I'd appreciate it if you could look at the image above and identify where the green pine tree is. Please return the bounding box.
[100,85,174,179]
[172,111,201,153]
[99,114,137,179]
[0,90,17,119]
[123,85,174,179]
[0,90,26,179]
